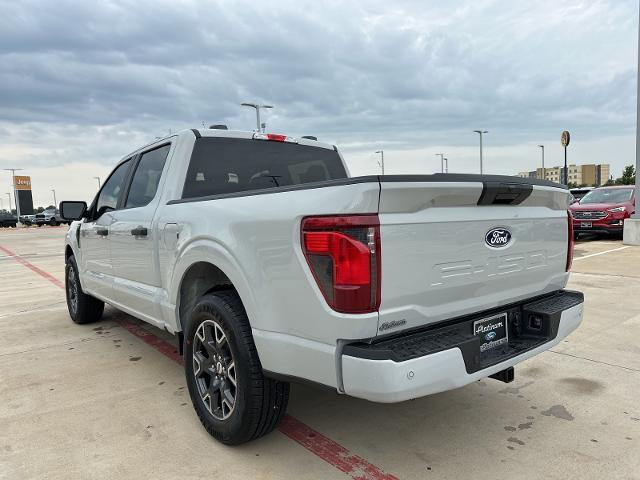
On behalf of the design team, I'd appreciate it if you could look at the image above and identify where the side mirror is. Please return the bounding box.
[60,201,87,221]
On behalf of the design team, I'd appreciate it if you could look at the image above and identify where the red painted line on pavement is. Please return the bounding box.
[279,415,399,480]
[0,245,65,289]
[1,244,399,480]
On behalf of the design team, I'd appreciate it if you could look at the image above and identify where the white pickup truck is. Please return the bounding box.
[60,127,584,445]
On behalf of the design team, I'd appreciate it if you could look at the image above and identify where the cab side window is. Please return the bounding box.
[94,159,131,218]
[125,144,170,209]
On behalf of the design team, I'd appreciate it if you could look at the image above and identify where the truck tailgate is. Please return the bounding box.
[377,175,571,335]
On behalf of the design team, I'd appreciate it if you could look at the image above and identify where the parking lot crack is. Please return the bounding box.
[0,301,66,319]
[548,350,640,373]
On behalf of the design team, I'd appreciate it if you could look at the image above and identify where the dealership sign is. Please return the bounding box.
[15,175,32,190]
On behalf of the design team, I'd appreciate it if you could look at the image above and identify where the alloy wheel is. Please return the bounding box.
[67,266,78,315]
[192,319,237,421]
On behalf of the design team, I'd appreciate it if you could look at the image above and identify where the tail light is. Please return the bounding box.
[301,215,381,314]
[567,210,574,271]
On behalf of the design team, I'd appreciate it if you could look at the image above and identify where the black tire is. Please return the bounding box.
[49,219,58,226]
[65,255,104,324]
[184,291,289,445]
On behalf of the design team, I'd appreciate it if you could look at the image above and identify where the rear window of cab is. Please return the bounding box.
[182,137,347,199]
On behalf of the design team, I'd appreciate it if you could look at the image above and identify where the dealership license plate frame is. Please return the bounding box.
[473,312,509,353]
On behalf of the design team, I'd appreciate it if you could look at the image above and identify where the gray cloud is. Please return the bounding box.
[0,0,636,174]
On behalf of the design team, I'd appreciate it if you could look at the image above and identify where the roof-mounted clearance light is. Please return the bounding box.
[253,133,298,143]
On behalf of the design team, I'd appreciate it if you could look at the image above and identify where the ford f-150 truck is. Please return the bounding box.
[60,127,584,445]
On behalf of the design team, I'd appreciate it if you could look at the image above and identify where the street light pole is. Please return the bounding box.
[537,145,545,180]
[6,193,12,214]
[375,150,385,175]
[473,130,488,174]
[3,168,24,225]
[51,189,57,208]
[623,5,640,244]
[94,177,101,189]
[444,158,449,173]
[435,153,445,173]
[241,103,274,132]
[635,1,640,219]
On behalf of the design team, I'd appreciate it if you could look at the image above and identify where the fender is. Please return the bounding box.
[168,236,259,334]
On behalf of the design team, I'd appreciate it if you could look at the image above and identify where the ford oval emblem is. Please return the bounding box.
[485,331,497,341]
[485,228,512,248]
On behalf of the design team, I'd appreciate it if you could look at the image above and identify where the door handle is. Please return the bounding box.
[131,227,148,237]
[96,228,109,236]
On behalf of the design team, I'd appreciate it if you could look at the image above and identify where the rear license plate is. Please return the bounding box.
[581,221,592,228]
[473,313,508,352]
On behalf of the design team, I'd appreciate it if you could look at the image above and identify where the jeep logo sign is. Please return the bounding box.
[485,228,512,248]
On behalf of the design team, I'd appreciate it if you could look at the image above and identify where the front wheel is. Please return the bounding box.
[49,219,58,226]
[65,255,105,324]
[184,291,289,445]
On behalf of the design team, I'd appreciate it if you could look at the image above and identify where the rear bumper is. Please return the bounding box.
[341,290,584,403]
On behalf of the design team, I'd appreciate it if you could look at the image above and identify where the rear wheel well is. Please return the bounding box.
[65,245,74,263]
[178,262,235,333]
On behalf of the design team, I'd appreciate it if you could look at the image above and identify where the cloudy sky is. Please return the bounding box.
[0,0,637,208]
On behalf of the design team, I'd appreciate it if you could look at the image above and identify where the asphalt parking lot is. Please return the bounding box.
[1,227,639,480]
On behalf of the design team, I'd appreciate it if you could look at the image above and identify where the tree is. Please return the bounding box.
[616,165,636,185]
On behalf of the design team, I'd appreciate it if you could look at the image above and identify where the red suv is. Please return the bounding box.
[569,186,636,239]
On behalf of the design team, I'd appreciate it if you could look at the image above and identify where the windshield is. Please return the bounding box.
[580,188,633,204]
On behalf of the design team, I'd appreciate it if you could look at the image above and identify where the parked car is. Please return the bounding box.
[19,214,36,225]
[60,127,584,445]
[0,212,17,228]
[569,185,636,239]
[35,208,67,226]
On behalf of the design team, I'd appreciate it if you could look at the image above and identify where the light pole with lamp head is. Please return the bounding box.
[3,168,24,225]
[537,145,545,180]
[375,150,385,175]
[94,177,101,189]
[473,130,488,174]
[241,103,273,132]
[435,153,445,173]
[51,189,57,209]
